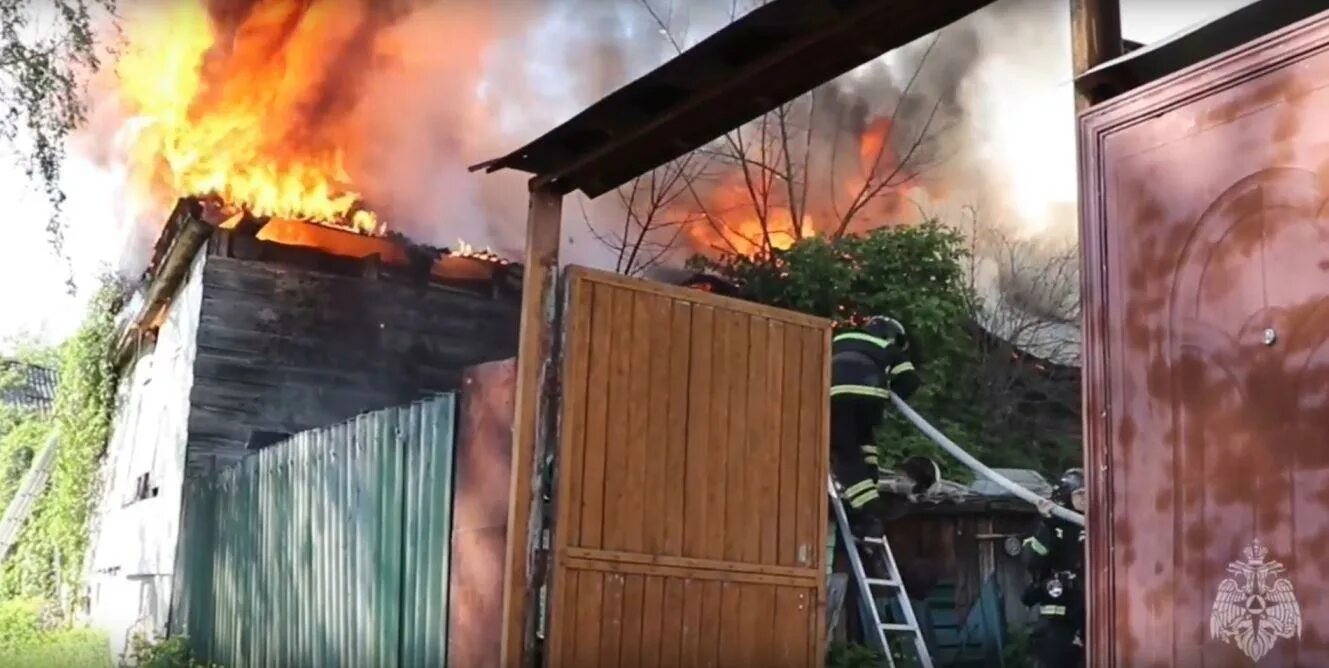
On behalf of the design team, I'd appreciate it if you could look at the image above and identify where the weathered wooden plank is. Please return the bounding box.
[601,287,635,553]
[742,316,769,565]
[758,321,784,567]
[697,580,723,668]
[621,293,654,554]
[661,301,692,559]
[597,574,625,666]
[641,294,673,556]
[795,326,824,571]
[500,184,562,668]
[776,322,802,568]
[618,573,646,666]
[639,575,664,668]
[721,311,751,564]
[569,571,604,668]
[682,306,714,560]
[184,249,519,474]
[657,578,685,668]
[576,284,614,550]
[551,269,593,553]
[678,579,704,667]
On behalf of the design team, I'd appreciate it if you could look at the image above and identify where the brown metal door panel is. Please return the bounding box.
[1081,12,1329,666]
[545,267,830,668]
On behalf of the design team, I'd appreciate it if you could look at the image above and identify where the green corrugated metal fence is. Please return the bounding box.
[176,394,457,667]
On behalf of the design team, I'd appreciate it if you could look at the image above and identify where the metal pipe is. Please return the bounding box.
[890,395,1087,527]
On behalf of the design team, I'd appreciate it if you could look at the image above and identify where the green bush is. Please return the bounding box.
[826,641,884,668]
[122,634,218,668]
[0,598,112,667]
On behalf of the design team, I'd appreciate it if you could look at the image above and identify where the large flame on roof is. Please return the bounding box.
[116,1,387,235]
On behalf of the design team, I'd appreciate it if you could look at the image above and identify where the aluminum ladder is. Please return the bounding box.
[828,475,933,668]
[0,434,59,563]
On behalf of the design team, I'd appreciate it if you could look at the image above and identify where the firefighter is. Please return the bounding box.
[1021,468,1087,668]
[829,315,938,541]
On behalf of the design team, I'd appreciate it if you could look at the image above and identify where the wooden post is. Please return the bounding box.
[500,183,563,668]
[1071,0,1123,111]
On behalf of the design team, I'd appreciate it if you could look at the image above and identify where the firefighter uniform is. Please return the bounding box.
[828,316,923,534]
[1021,470,1087,668]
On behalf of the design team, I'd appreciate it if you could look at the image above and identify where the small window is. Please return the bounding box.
[132,473,159,502]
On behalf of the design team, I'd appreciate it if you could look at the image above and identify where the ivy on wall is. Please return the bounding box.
[2,281,122,610]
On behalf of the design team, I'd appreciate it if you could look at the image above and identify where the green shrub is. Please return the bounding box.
[122,634,218,668]
[0,599,112,667]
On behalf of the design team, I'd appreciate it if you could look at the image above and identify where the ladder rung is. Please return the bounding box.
[880,623,918,633]
[858,536,887,546]
[865,577,900,588]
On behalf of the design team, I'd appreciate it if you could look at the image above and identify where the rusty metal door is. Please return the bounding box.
[1080,11,1329,666]
[543,267,831,667]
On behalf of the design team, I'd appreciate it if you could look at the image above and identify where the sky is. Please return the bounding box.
[0,0,1258,353]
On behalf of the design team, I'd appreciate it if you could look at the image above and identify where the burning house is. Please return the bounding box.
[85,197,520,651]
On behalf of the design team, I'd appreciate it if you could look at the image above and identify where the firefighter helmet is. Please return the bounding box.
[1052,468,1085,509]
[862,315,909,350]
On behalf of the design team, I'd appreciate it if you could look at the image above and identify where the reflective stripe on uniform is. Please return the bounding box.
[890,361,915,376]
[1039,605,1067,616]
[1024,537,1049,556]
[843,479,879,509]
[830,385,891,399]
[861,445,878,466]
[848,488,880,509]
[833,332,893,349]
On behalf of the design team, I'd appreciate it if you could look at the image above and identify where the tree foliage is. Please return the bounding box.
[694,222,1082,480]
[0,0,116,257]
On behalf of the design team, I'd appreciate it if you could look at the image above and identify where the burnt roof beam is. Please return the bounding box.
[473,0,995,198]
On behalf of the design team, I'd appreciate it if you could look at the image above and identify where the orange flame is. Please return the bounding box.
[681,172,816,258]
[116,2,383,234]
[677,114,930,260]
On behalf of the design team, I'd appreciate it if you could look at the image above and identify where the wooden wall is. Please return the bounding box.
[184,253,520,475]
[448,359,516,668]
[887,504,1040,634]
[542,268,831,668]
[88,250,205,656]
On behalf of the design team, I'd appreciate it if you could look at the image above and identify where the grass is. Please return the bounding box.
[0,628,113,668]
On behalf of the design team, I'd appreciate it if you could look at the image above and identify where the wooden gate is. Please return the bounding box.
[543,267,830,667]
[1080,10,1329,666]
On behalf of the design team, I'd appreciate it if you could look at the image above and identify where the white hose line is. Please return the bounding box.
[890,395,1086,527]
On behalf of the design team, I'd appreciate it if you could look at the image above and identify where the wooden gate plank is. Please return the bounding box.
[742,316,771,565]
[662,301,692,559]
[642,295,674,557]
[721,310,751,564]
[682,305,715,561]
[639,575,665,668]
[601,287,635,552]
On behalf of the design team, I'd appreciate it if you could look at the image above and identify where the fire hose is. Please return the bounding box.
[890,395,1087,527]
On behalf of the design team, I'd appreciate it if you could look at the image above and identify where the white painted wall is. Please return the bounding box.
[85,251,204,658]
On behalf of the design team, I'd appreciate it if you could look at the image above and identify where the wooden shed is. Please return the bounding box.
[887,499,1039,665]
[86,198,521,654]
[1078,2,1329,664]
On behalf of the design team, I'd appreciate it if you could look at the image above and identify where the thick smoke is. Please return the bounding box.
[76,0,1078,298]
